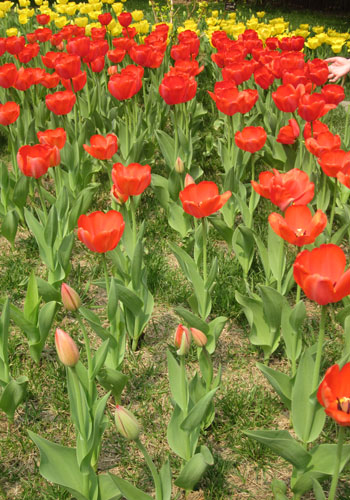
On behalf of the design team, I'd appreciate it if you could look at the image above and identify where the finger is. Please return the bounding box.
[325,57,337,62]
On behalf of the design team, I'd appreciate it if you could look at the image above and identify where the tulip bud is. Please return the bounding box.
[175,156,184,173]
[114,405,141,440]
[174,324,191,355]
[190,327,207,347]
[111,184,129,204]
[55,328,79,367]
[184,173,195,187]
[61,283,81,311]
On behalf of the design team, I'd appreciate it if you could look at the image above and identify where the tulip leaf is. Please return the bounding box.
[281,300,305,366]
[8,302,38,343]
[13,176,30,209]
[44,205,58,248]
[113,284,143,315]
[159,460,172,500]
[97,367,128,401]
[28,431,87,500]
[181,388,218,432]
[312,478,326,500]
[108,475,153,500]
[151,174,169,210]
[257,363,292,409]
[1,209,19,247]
[91,340,110,379]
[167,404,190,460]
[0,376,28,420]
[268,226,286,285]
[99,474,122,500]
[259,285,285,333]
[36,277,61,302]
[174,448,213,490]
[168,201,191,238]
[167,350,188,411]
[80,306,110,341]
[0,298,10,379]
[206,316,227,354]
[155,130,175,170]
[174,307,209,334]
[24,271,40,324]
[232,225,255,277]
[244,429,311,469]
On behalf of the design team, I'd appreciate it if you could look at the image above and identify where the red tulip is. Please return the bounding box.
[61,283,81,311]
[159,73,197,105]
[293,244,350,305]
[305,58,329,86]
[107,47,126,64]
[108,64,143,101]
[36,14,50,25]
[298,93,335,122]
[0,63,17,89]
[90,56,105,73]
[112,36,135,52]
[67,36,91,58]
[321,84,345,105]
[111,185,129,204]
[282,69,311,88]
[35,28,52,43]
[235,126,267,153]
[83,134,118,160]
[13,67,36,91]
[318,150,350,178]
[276,119,300,145]
[111,162,151,196]
[318,363,350,426]
[17,144,53,178]
[254,65,275,90]
[98,13,112,26]
[174,324,191,355]
[303,120,329,140]
[46,90,76,115]
[6,36,25,55]
[37,128,66,149]
[222,60,255,85]
[279,52,305,72]
[179,181,231,218]
[208,81,258,115]
[118,12,132,28]
[272,84,300,113]
[61,71,87,92]
[170,43,191,61]
[268,205,327,246]
[251,168,314,211]
[337,162,350,189]
[77,210,125,253]
[55,328,79,367]
[173,59,204,77]
[305,131,341,157]
[266,37,279,50]
[41,51,60,69]
[55,54,81,79]
[39,71,60,89]
[91,27,106,41]
[129,44,164,69]
[0,101,20,126]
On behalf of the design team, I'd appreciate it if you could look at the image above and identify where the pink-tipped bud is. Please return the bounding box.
[174,324,191,355]
[175,156,184,173]
[111,184,129,204]
[190,327,207,347]
[115,405,141,440]
[184,173,195,187]
[61,283,81,311]
[55,328,79,367]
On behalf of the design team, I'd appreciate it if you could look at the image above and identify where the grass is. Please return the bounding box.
[1,2,350,500]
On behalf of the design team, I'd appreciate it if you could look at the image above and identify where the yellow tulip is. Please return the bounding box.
[299,23,309,30]
[75,16,88,27]
[211,10,218,18]
[112,2,123,15]
[257,11,265,18]
[6,27,18,36]
[316,33,327,43]
[34,0,43,5]
[55,16,67,28]
[88,10,100,19]
[18,13,27,23]
[18,0,29,6]
[332,43,344,54]
[138,19,150,34]
[305,37,321,50]
[131,9,143,21]
[312,26,324,34]
[110,24,122,36]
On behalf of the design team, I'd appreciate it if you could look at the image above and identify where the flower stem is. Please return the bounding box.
[277,237,284,294]
[135,439,163,500]
[312,305,327,392]
[328,425,346,500]
[328,179,338,239]
[75,314,94,404]
[202,217,208,283]
[129,197,137,249]
[101,253,110,296]
[35,178,48,222]
[173,104,179,162]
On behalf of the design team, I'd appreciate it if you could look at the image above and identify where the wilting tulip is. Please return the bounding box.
[111,162,151,196]
[268,205,327,246]
[61,283,81,311]
[318,363,350,425]
[179,181,231,218]
[235,126,267,153]
[276,119,300,144]
[83,134,118,160]
[55,328,79,367]
[77,210,125,253]
[46,90,76,115]
[174,324,191,355]
[37,127,66,149]
[293,244,350,305]
[115,405,140,440]
[0,101,20,126]
[17,144,53,178]
[251,168,314,211]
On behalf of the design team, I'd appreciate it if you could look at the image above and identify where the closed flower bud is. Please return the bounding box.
[190,327,207,347]
[184,173,195,187]
[55,328,79,367]
[115,405,141,440]
[174,324,191,355]
[175,156,184,173]
[61,283,81,311]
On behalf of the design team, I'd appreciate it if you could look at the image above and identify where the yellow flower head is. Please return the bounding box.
[57,0,68,3]
[312,26,324,34]
[299,23,309,30]
[54,15,68,28]
[132,9,143,21]
[75,16,88,27]
[6,27,18,36]
[112,2,123,15]
[88,10,100,19]
[18,13,28,23]
[332,43,344,54]
[305,37,321,50]
[257,11,265,18]
[211,9,218,18]
[110,24,122,36]
[34,0,43,5]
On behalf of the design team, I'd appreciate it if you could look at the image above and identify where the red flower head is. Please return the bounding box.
[298,93,335,122]
[39,71,60,89]
[254,65,275,90]
[90,56,105,73]
[306,58,329,86]
[222,60,255,86]
[268,205,327,246]
[277,119,300,145]
[305,131,341,158]
[112,36,135,52]
[294,244,350,305]
[6,36,25,55]
[173,60,204,77]
[55,54,81,79]
[107,47,126,64]
[159,74,197,105]
[61,71,87,92]
[108,64,143,100]
[118,12,132,28]
[318,150,350,178]
[67,36,91,58]
[279,52,305,72]
[266,37,279,50]
[46,90,76,115]
[91,27,106,41]
[35,28,52,43]
[17,144,53,178]
[83,134,118,160]
[321,84,345,106]
[235,126,267,153]
[77,210,125,254]
[98,13,112,26]
[251,168,314,211]
[0,63,17,89]
[303,120,329,140]
[37,127,66,149]
[170,43,191,61]
[337,161,350,190]
[14,67,37,91]
[0,101,20,126]
[208,81,258,116]
[179,181,231,218]
[174,324,191,354]
[272,84,300,113]
[111,162,151,196]
[41,51,60,69]
[129,44,164,69]
[318,363,350,426]
[36,14,50,25]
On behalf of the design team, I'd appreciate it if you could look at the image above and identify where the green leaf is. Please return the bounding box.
[38,301,57,343]
[174,307,208,334]
[257,363,292,409]
[259,285,285,333]
[159,460,172,500]
[181,388,217,432]
[167,404,191,460]
[232,225,255,276]
[0,298,10,376]
[108,475,153,500]
[0,376,28,420]
[312,478,326,500]
[36,278,61,302]
[174,449,212,490]
[24,271,40,324]
[167,350,187,411]
[44,205,58,248]
[80,306,110,341]
[151,174,169,210]
[114,284,143,315]
[1,209,19,246]
[281,300,305,366]
[168,201,191,238]
[268,225,285,283]
[28,431,87,500]
[206,316,227,354]
[98,474,122,500]
[155,130,175,170]
[244,429,311,469]
[97,367,128,401]
[91,340,110,379]
[131,238,143,291]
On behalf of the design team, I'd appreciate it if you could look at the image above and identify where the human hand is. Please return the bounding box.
[326,57,350,82]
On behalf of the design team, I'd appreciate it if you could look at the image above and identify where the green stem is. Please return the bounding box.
[312,305,327,392]
[328,179,338,239]
[202,217,208,283]
[8,125,19,181]
[76,314,94,404]
[173,105,179,163]
[328,425,346,500]
[35,178,48,222]
[296,285,301,304]
[129,197,137,249]
[179,355,191,461]
[277,237,284,294]
[135,439,163,500]
[101,253,110,295]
